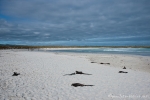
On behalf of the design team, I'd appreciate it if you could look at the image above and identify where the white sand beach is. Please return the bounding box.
[0,49,150,100]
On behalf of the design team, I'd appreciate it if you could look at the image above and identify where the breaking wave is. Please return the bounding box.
[102,48,144,52]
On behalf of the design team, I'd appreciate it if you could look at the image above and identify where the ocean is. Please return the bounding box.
[45,48,150,56]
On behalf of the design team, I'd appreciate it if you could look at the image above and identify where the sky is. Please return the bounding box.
[0,0,150,46]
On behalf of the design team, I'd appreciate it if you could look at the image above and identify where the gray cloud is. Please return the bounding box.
[0,0,150,45]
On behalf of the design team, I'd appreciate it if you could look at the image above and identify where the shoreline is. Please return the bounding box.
[39,47,150,57]
[1,49,150,73]
[1,44,150,50]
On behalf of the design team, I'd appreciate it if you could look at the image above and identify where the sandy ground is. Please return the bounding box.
[0,50,150,100]
[59,53,150,73]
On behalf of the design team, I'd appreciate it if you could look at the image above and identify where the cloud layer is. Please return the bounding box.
[0,0,150,45]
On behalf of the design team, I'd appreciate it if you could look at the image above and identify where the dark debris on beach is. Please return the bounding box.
[63,71,92,76]
[71,83,94,87]
[12,72,20,76]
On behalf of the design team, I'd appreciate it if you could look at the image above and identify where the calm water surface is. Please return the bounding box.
[43,48,150,56]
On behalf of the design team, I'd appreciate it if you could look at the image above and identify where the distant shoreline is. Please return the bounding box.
[0,44,150,49]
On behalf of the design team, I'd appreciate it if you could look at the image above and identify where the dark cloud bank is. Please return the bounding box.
[0,0,150,46]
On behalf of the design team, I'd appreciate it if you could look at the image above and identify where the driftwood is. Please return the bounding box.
[12,72,20,76]
[71,83,94,87]
[119,71,128,73]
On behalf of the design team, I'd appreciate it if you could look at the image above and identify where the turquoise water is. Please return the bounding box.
[46,48,150,56]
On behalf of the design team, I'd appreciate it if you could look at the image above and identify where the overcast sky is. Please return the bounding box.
[0,0,150,46]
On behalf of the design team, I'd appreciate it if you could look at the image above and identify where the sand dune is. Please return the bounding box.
[0,50,150,100]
